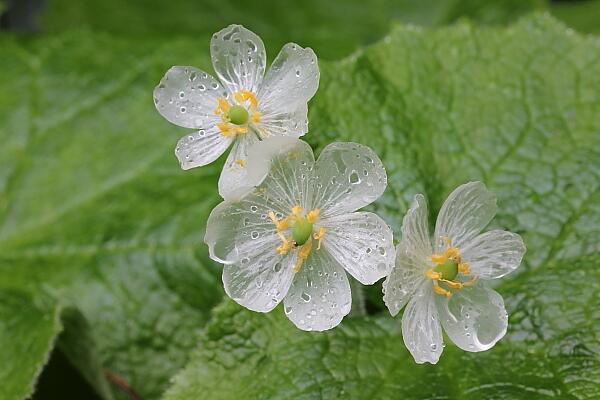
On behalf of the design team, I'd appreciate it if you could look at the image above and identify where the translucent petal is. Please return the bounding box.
[434,181,497,252]
[223,241,295,312]
[210,25,266,94]
[218,132,260,199]
[283,249,351,332]
[313,142,387,217]
[402,194,433,262]
[255,103,308,139]
[436,283,508,352]
[402,281,444,364]
[320,212,394,285]
[154,66,226,128]
[175,127,233,170]
[258,43,319,114]
[243,137,316,210]
[462,230,526,279]
[383,243,427,316]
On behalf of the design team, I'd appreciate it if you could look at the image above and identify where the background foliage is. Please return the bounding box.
[0,1,598,399]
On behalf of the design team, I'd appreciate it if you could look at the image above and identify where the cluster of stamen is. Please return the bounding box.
[268,206,326,273]
[214,90,261,138]
[425,236,477,298]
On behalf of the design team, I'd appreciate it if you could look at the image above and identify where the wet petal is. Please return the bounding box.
[462,230,526,279]
[175,127,233,170]
[320,212,394,285]
[243,136,316,209]
[223,241,295,312]
[402,281,444,364]
[218,132,260,199]
[211,24,266,94]
[154,66,225,128]
[436,284,508,352]
[255,103,308,139]
[434,181,497,252]
[383,243,428,316]
[258,43,319,114]
[313,142,387,217]
[283,249,351,331]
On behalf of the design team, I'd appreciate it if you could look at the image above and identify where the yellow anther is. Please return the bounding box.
[293,240,312,273]
[276,237,294,255]
[445,247,460,261]
[433,281,452,298]
[306,209,320,223]
[234,159,246,167]
[234,126,248,134]
[252,111,262,123]
[313,227,326,250]
[458,262,470,274]
[268,211,289,231]
[234,90,258,109]
[440,279,463,290]
[431,253,446,265]
[291,205,303,218]
[217,122,233,136]
[425,270,442,280]
[214,97,230,115]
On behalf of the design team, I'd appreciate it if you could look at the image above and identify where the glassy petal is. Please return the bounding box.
[402,194,433,262]
[402,281,444,364]
[436,284,508,352]
[255,103,308,139]
[462,230,526,279]
[313,142,387,217]
[283,249,351,331]
[258,43,319,114]
[243,137,316,209]
[223,243,295,312]
[383,243,428,316]
[218,132,260,199]
[434,181,497,252]
[320,212,394,285]
[154,66,225,128]
[175,126,233,170]
[211,24,266,94]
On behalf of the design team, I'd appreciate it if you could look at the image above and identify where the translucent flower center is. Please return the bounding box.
[425,236,476,298]
[268,206,326,273]
[213,90,262,138]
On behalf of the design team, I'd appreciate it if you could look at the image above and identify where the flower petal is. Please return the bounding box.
[434,181,497,252]
[402,194,433,262]
[243,136,316,209]
[211,25,266,94]
[175,127,233,170]
[223,242,295,312]
[383,244,428,316]
[218,132,260,199]
[402,281,444,364]
[436,283,508,352]
[320,212,394,285]
[154,66,225,128]
[462,230,526,279]
[258,43,319,114]
[283,249,351,331]
[255,103,308,139]
[313,142,387,217]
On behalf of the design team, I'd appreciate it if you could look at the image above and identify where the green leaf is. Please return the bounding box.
[40,0,543,60]
[0,290,61,400]
[551,0,600,35]
[164,15,600,399]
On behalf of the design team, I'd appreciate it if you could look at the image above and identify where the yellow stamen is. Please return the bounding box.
[431,254,446,264]
[234,159,246,167]
[214,97,230,115]
[313,227,326,250]
[252,111,262,123]
[440,279,463,289]
[293,240,312,273]
[291,205,303,218]
[268,211,289,231]
[427,237,476,298]
[306,209,320,223]
[425,270,442,280]
[234,90,258,109]
[433,281,452,298]
[458,262,470,274]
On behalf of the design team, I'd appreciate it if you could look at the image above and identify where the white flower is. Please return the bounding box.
[153,24,319,198]
[383,182,525,364]
[205,137,395,331]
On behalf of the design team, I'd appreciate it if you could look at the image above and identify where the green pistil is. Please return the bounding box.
[433,259,458,281]
[292,218,313,246]
[228,105,249,125]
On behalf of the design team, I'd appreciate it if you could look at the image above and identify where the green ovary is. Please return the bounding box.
[292,218,313,246]
[228,105,249,125]
[433,259,458,281]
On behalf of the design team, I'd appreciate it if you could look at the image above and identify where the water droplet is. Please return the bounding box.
[179,91,185,98]
[180,106,186,113]
[250,205,258,212]
[349,171,360,184]
[284,306,292,315]
[301,292,311,302]
[430,343,438,351]
[251,231,259,239]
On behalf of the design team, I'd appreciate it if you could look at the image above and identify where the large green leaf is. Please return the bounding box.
[164,14,600,399]
[40,0,543,59]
